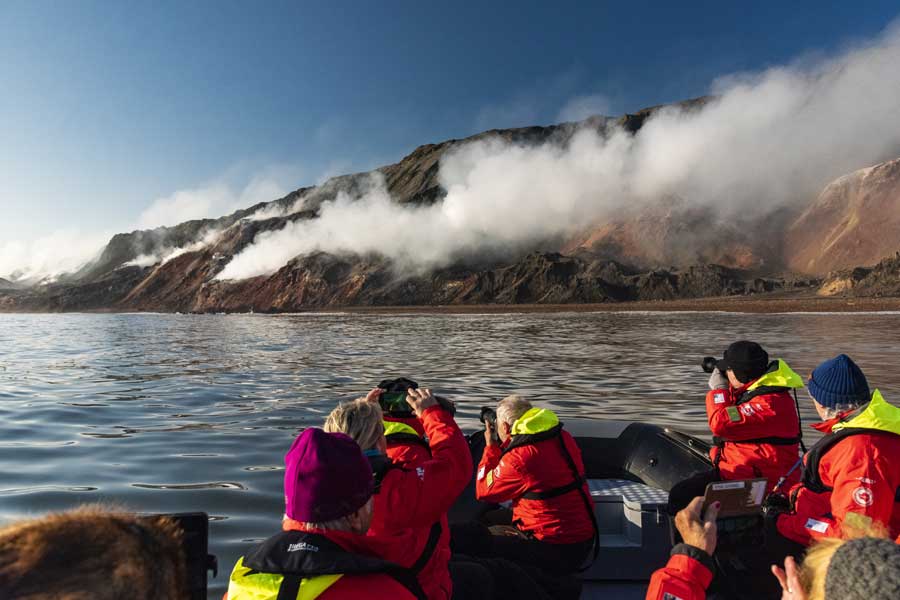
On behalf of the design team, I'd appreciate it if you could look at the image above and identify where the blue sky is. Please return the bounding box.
[1,0,898,253]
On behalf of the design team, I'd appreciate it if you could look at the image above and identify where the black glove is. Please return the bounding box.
[762,492,791,515]
[762,494,789,544]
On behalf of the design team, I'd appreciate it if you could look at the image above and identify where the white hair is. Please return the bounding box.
[496,395,533,429]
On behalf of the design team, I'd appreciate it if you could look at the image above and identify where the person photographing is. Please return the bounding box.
[669,340,804,514]
[471,395,596,575]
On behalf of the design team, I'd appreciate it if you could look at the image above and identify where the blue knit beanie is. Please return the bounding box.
[808,354,870,409]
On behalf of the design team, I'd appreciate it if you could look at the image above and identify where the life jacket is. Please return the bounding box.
[227,530,426,600]
[383,421,431,455]
[711,359,805,458]
[801,390,900,497]
[502,408,599,568]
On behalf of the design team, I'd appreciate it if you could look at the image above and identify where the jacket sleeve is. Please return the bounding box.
[820,440,895,538]
[777,440,896,543]
[380,406,473,529]
[475,443,531,503]
[646,544,714,600]
[705,388,783,440]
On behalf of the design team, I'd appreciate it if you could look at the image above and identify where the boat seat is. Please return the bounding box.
[582,478,671,582]
[589,478,669,508]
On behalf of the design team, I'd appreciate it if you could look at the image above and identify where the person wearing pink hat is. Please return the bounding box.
[225,427,425,599]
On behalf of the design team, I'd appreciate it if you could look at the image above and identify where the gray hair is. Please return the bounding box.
[324,398,384,451]
[299,497,373,532]
[809,389,870,420]
[496,395,533,429]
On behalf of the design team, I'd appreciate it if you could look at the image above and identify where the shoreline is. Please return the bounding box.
[3,296,900,315]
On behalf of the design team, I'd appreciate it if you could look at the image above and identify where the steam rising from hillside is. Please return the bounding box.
[216,23,900,281]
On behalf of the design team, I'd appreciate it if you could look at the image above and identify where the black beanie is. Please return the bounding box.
[825,537,900,599]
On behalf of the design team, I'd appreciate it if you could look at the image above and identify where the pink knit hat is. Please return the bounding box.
[284,428,374,522]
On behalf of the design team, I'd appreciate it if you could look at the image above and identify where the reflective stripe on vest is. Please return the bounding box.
[227,556,342,600]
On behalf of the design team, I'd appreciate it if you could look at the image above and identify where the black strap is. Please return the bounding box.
[713,435,801,446]
[276,574,301,600]
[385,432,432,454]
[522,478,585,500]
[553,433,600,572]
[368,454,402,494]
[410,521,442,574]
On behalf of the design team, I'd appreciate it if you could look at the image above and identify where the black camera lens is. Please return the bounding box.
[701,356,719,373]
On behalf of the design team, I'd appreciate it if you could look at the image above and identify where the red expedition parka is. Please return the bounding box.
[777,390,900,545]
[706,359,804,491]
[476,408,594,544]
[645,544,714,600]
[368,405,472,600]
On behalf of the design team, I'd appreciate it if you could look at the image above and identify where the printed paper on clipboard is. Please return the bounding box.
[702,478,768,517]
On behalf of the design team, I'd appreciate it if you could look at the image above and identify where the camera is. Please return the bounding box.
[480,406,501,445]
[701,356,719,374]
[377,377,418,417]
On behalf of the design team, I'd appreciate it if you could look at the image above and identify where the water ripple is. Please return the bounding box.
[2,311,900,597]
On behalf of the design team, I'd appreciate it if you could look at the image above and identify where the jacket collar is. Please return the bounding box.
[745,359,805,392]
[832,390,900,435]
[510,407,560,436]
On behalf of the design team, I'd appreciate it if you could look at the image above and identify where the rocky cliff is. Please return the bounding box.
[785,158,900,275]
[2,97,900,313]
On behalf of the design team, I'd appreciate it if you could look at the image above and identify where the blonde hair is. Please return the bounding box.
[324,398,384,450]
[0,505,187,600]
[799,522,890,600]
[496,395,532,429]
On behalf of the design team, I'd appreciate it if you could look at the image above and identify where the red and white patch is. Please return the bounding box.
[740,404,756,417]
[713,393,726,405]
[852,486,874,507]
[477,466,486,481]
[856,476,876,485]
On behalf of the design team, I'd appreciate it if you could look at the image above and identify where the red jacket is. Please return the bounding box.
[777,390,900,545]
[705,360,803,491]
[368,406,472,600]
[383,417,431,467]
[476,408,594,544]
[645,544,714,600]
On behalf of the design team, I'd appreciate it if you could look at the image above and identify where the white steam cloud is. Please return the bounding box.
[0,231,109,284]
[216,22,900,281]
[123,229,224,269]
[138,176,290,229]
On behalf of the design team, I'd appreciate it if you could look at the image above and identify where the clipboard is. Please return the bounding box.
[702,478,768,517]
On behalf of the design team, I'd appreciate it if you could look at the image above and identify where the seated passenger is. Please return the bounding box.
[772,354,900,546]
[471,395,596,574]
[324,388,473,600]
[669,340,804,514]
[226,428,423,599]
[0,506,187,600]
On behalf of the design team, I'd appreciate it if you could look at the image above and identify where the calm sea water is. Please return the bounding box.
[1,311,899,596]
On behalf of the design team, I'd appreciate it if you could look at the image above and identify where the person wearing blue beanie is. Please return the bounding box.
[770,354,900,550]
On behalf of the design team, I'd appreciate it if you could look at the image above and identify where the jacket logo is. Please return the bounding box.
[477,466,486,481]
[287,542,319,552]
[713,393,726,405]
[852,486,874,507]
[416,467,425,481]
[856,476,876,484]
